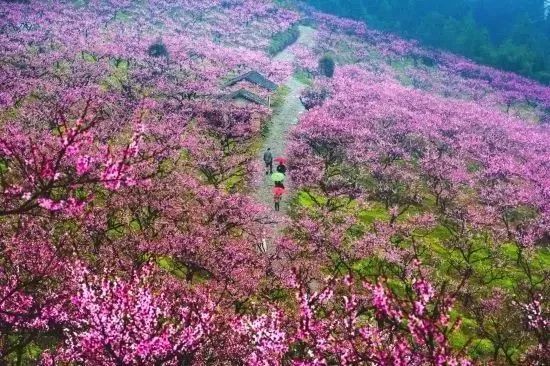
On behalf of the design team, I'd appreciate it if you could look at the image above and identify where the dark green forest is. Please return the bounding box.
[305,0,550,84]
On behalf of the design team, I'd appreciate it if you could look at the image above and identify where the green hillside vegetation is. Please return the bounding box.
[306,0,550,84]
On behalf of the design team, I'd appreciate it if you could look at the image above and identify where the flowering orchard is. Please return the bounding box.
[294,10,550,125]
[0,0,548,365]
[287,64,549,364]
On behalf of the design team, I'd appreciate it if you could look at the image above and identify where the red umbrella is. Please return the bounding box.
[272,187,285,196]
[274,157,287,164]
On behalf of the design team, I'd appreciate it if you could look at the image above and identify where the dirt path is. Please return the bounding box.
[254,26,315,251]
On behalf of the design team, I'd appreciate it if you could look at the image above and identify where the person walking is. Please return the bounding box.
[273,187,284,212]
[276,162,286,175]
[274,192,282,211]
[274,157,287,175]
[263,148,273,175]
[271,171,285,189]
[274,180,285,189]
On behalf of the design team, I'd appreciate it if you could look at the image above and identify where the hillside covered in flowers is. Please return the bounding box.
[0,1,548,365]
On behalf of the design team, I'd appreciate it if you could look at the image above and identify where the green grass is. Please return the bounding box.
[294,70,314,86]
[269,85,291,112]
[115,10,132,22]
[157,256,187,279]
[470,338,496,358]
[295,190,327,208]
[102,60,130,91]
[291,185,546,361]
[357,203,390,224]
[81,51,97,62]
[72,0,88,7]
[156,256,211,284]
[5,337,44,365]
[506,102,541,124]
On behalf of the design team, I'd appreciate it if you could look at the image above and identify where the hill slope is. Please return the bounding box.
[304,0,550,84]
[0,1,548,364]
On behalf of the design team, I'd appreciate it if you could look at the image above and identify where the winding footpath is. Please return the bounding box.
[254,26,316,252]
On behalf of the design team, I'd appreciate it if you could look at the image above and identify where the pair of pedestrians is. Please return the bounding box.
[264,148,287,176]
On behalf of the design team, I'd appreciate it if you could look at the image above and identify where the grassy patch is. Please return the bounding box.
[101,58,130,91]
[294,70,314,86]
[270,85,291,112]
[81,51,97,62]
[507,102,541,124]
[115,10,132,22]
[0,160,7,174]
[357,203,390,225]
[156,256,210,284]
[72,0,88,7]
[5,338,44,365]
[157,256,187,279]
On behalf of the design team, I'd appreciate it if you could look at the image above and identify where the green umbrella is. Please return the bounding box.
[271,172,285,182]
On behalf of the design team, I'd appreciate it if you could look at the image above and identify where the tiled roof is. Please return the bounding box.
[222,88,269,106]
[225,71,277,91]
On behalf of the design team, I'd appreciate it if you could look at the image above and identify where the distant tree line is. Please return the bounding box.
[305,0,550,84]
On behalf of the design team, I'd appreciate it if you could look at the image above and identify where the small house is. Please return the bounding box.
[223,88,270,106]
[224,70,278,91]
[222,70,278,107]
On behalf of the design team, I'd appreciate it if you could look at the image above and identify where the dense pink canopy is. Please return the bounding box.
[0,0,548,364]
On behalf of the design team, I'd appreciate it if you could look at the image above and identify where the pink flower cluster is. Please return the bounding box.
[43,264,216,365]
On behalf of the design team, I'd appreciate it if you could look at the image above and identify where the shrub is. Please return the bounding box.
[267,26,300,56]
[299,86,329,110]
[318,54,335,78]
[148,42,168,58]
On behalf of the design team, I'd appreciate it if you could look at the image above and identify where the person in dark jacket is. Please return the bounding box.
[263,148,273,175]
[276,163,286,175]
